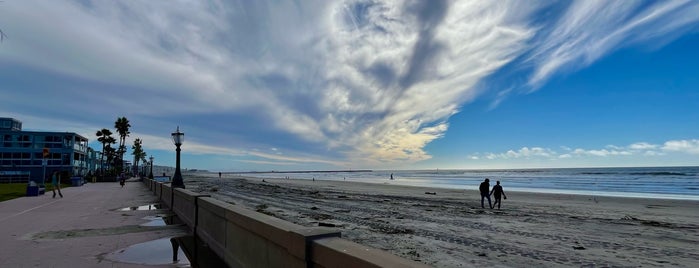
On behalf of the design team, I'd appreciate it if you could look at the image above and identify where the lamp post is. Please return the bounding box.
[148,156,154,179]
[171,126,185,188]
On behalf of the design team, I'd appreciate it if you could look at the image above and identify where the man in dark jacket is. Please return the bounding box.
[479,178,492,209]
[490,180,507,209]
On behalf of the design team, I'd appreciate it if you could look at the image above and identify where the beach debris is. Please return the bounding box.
[477,252,487,257]
[334,209,351,213]
[572,246,586,250]
[424,192,436,195]
[255,204,268,212]
[310,206,319,210]
[337,195,348,199]
[210,187,219,192]
[318,222,336,227]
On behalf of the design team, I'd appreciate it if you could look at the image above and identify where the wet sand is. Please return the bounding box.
[185,173,699,267]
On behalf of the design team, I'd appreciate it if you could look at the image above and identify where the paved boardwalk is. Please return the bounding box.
[0,181,188,267]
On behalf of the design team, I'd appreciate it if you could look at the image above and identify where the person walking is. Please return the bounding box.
[119,173,126,188]
[479,178,492,209]
[51,171,63,198]
[490,180,507,209]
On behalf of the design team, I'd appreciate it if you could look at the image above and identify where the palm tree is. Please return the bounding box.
[114,117,131,173]
[104,145,117,174]
[131,138,147,176]
[96,128,116,176]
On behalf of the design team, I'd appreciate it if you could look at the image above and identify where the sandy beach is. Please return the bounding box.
[182,173,699,267]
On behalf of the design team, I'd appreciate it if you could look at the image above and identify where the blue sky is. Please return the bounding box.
[1,0,698,171]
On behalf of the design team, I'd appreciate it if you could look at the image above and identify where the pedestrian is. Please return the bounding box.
[219,172,222,179]
[51,171,63,198]
[490,180,507,209]
[479,178,492,209]
[390,173,394,180]
[119,172,126,188]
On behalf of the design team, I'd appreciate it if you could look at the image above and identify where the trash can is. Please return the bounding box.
[26,181,39,196]
[71,177,83,187]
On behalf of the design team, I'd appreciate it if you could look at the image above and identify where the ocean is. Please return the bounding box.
[239,166,699,200]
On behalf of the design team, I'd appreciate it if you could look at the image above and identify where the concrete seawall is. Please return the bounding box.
[143,178,430,268]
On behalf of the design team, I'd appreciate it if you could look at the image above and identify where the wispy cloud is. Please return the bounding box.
[1,1,698,169]
[526,0,699,89]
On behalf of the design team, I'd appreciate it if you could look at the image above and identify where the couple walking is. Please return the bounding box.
[479,178,506,209]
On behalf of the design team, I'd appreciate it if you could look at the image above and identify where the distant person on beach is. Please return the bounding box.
[390,173,394,180]
[490,180,507,209]
[479,178,491,209]
[219,172,222,178]
[51,171,63,198]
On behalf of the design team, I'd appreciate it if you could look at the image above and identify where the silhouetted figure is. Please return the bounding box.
[51,171,63,198]
[119,173,126,188]
[479,178,491,209]
[490,180,507,209]
[218,172,222,178]
[390,173,394,180]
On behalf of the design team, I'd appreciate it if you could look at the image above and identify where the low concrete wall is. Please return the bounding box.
[172,188,209,231]
[161,184,173,208]
[141,178,429,268]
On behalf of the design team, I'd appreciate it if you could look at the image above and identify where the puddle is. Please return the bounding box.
[106,235,228,268]
[105,237,190,266]
[140,215,167,227]
[107,213,228,268]
[119,203,162,211]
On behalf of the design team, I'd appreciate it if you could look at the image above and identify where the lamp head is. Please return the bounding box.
[171,126,184,146]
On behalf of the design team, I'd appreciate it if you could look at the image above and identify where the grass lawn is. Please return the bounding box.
[0,183,70,202]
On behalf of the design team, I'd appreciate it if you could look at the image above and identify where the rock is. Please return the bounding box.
[318,222,336,227]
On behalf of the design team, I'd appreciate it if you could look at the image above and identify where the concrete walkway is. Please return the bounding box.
[0,180,188,267]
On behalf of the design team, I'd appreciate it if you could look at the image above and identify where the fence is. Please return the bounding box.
[0,171,30,184]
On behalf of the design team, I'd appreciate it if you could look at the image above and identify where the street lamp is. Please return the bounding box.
[171,126,185,188]
[148,156,154,179]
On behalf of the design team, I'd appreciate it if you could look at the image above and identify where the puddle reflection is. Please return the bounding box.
[119,203,162,211]
[106,237,190,266]
[140,215,167,227]
[108,213,228,268]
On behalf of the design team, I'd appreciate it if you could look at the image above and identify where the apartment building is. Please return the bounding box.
[0,117,91,183]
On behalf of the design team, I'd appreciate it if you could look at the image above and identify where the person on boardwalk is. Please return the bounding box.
[479,178,492,209]
[490,180,507,209]
[51,171,63,198]
[119,173,126,188]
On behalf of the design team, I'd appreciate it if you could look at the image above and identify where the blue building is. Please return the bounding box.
[0,117,91,183]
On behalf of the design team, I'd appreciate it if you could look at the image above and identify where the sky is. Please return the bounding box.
[1,0,698,171]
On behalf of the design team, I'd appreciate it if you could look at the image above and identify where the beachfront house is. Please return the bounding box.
[0,117,93,184]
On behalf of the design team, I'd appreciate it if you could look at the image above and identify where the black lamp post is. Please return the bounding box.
[171,126,185,188]
[148,156,154,179]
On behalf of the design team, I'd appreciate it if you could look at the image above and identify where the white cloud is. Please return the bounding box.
[630,142,659,150]
[662,139,699,154]
[469,140,693,161]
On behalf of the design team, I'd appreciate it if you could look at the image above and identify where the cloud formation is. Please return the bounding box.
[1,1,698,168]
[469,139,699,161]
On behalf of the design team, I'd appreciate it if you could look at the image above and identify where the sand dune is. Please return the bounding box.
[184,174,699,267]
